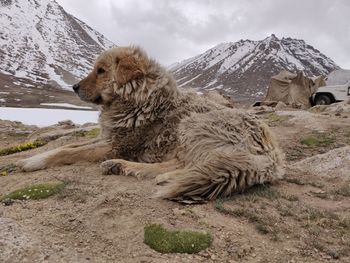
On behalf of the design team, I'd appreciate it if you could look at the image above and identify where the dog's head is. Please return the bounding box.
[73,46,148,105]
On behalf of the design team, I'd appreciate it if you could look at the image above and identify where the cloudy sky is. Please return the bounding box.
[56,0,350,68]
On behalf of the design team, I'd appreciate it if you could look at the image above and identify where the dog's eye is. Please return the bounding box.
[97,68,105,75]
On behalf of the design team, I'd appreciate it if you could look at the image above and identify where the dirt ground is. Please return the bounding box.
[0,104,349,263]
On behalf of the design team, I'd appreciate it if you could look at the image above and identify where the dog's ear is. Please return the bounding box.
[115,56,144,86]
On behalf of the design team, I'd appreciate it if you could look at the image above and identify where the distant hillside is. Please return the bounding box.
[0,0,115,89]
[170,34,339,101]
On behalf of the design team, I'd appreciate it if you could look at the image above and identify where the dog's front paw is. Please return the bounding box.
[16,155,48,172]
[155,173,170,185]
[100,160,123,175]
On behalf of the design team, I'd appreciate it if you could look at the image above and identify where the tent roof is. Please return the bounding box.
[271,70,297,83]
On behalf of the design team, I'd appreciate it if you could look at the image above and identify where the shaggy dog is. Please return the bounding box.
[17,46,285,202]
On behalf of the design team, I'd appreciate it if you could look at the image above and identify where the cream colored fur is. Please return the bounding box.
[17,46,284,202]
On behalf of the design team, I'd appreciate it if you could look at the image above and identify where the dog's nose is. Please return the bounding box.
[72,83,80,93]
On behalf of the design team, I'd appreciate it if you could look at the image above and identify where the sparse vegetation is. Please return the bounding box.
[0,140,47,156]
[216,198,281,240]
[0,164,17,177]
[0,182,66,201]
[144,224,212,254]
[332,183,350,197]
[215,182,350,254]
[265,113,290,126]
[73,128,100,138]
[215,185,297,240]
[300,133,335,147]
[284,127,350,161]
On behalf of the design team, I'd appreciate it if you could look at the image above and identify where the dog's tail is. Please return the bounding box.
[155,150,284,202]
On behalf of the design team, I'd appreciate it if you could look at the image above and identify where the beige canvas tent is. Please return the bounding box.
[264,70,325,108]
[325,69,350,85]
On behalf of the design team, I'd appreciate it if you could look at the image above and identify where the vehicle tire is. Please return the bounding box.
[314,94,332,105]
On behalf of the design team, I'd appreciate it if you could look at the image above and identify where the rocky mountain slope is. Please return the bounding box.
[0,0,114,89]
[170,34,339,101]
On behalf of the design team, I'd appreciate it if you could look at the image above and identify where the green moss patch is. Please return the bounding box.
[300,133,335,147]
[0,182,65,201]
[73,128,100,138]
[0,140,47,156]
[144,224,212,254]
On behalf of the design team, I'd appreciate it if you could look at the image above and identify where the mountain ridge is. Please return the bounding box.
[170,34,340,100]
[0,0,115,89]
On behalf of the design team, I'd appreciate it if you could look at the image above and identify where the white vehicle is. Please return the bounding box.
[311,80,350,105]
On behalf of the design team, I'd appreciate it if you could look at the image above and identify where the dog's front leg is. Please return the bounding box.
[17,140,112,172]
[100,159,180,179]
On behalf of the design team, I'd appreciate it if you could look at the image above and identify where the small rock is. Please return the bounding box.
[311,189,326,194]
[275,101,287,110]
[328,250,339,259]
[2,198,15,206]
[58,120,74,125]
[172,208,186,216]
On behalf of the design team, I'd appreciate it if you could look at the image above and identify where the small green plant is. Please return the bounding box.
[0,182,65,201]
[144,224,212,254]
[0,140,47,156]
[265,113,290,126]
[73,128,100,138]
[0,164,17,176]
[300,133,335,147]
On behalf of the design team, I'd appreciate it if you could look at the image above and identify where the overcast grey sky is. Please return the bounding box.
[56,0,350,68]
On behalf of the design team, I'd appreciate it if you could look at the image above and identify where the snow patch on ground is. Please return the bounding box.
[40,103,93,109]
[178,74,202,87]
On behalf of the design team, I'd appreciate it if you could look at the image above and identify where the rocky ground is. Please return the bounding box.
[0,102,349,263]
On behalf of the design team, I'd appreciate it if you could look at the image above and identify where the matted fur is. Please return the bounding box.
[17,46,285,202]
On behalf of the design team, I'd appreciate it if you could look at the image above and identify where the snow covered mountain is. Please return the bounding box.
[170,34,339,101]
[0,0,115,89]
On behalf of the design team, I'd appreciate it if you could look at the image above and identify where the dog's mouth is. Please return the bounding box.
[92,96,103,104]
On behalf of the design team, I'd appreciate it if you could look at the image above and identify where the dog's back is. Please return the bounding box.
[155,108,285,201]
